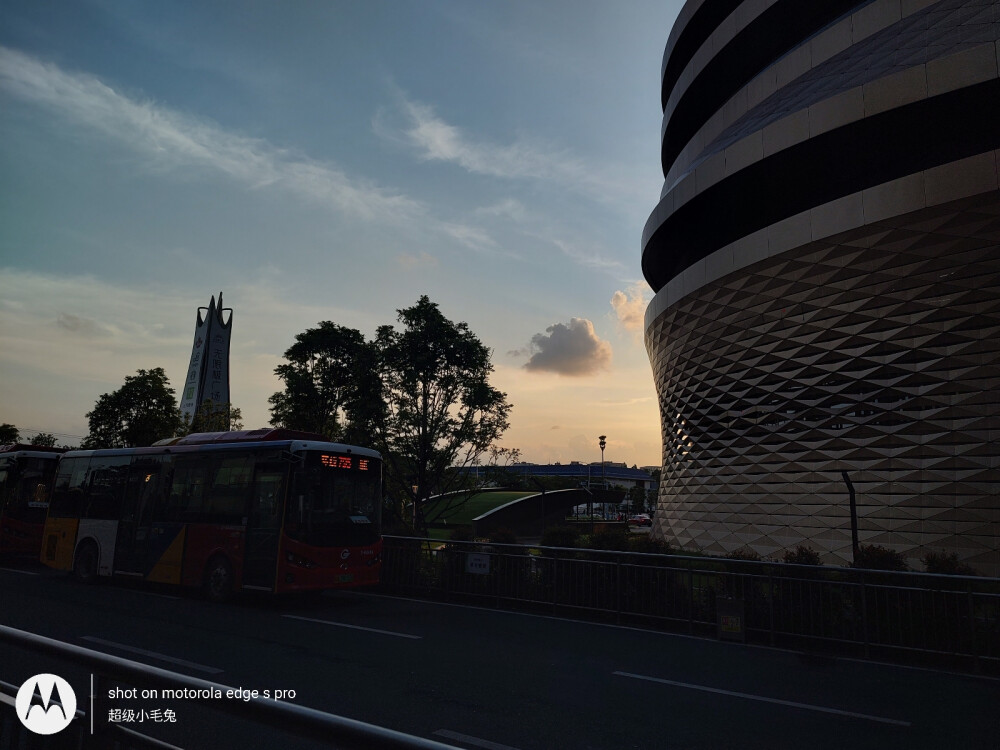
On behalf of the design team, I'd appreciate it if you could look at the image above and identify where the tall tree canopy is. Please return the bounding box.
[269,296,512,529]
[0,424,20,444]
[374,296,511,526]
[268,322,373,441]
[82,368,183,449]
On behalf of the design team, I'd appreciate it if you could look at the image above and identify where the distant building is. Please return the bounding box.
[644,1,1000,574]
[178,293,233,426]
[508,463,655,491]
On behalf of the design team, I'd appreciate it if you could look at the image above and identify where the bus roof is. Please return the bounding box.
[152,428,327,446]
[59,438,381,461]
[0,444,67,458]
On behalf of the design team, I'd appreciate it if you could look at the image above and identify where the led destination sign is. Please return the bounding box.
[319,454,369,471]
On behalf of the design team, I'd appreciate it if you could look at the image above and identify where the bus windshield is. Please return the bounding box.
[286,451,381,547]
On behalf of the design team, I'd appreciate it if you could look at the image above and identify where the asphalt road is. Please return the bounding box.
[1,560,998,750]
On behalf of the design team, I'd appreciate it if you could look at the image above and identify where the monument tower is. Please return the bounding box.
[179,293,233,428]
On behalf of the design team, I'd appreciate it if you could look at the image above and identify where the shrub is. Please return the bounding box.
[627,535,673,555]
[726,546,762,561]
[540,525,580,549]
[783,546,822,566]
[487,527,519,545]
[586,530,630,551]
[922,549,977,576]
[851,544,909,571]
[448,526,475,543]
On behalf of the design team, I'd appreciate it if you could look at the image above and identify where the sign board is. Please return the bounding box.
[716,596,745,642]
[466,553,491,575]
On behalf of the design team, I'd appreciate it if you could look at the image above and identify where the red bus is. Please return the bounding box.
[0,444,65,558]
[40,430,382,599]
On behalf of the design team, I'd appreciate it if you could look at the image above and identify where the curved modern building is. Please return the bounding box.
[643,0,1000,574]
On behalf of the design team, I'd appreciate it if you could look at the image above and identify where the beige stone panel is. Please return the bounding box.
[809,86,864,137]
[863,65,928,117]
[862,172,926,224]
[811,193,865,242]
[924,152,999,207]
[852,0,902,44]
[724,131,763,176]
[811,18,854,67]
[926,43,999,98]
[762,109,810,157]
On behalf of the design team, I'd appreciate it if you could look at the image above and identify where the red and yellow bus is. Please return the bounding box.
[40,430,382,599]
[0,444,65,558]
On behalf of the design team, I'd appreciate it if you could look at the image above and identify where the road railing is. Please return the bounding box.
[380,535,1000,674]
[0,624,462,750]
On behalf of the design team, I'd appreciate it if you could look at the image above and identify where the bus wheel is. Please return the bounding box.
[203,556,234,602]
[73,542,99,584]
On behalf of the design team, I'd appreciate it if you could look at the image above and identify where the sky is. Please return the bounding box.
[0,0,683,467]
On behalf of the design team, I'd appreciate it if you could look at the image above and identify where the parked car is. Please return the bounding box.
[628,514,652,526]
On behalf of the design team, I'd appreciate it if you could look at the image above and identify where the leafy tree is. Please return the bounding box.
[183,401,244,434]
[30,432,58,447]
[82,368,183,449]
[268,322,374,440]
[373,296,512,530]
[851,544,909,571]
[0,423,20,443]
[783,545,822,565]
[922,549,977,576]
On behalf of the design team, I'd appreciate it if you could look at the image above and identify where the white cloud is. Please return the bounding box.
[611,283,648,333]
[522,318,612,376]
[389,94,639,209]
[0,45,420,222]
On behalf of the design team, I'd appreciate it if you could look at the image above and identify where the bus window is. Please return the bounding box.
[84,457,130,520]
[49,457,90,518]
[164,456,210,521]
[206,454,253,523]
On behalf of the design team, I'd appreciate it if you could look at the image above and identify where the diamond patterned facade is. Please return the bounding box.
[643,0,1000,574]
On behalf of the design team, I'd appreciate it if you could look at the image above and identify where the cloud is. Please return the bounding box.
[382,93,641,210]
[56,313,104,337]
[396,251,438,270]
[611,284,648,332]
[0,45,420,222]
[522,318,612,376]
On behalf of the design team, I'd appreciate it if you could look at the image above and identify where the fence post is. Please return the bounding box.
[860,571,870,659]
[967,584,979,674]
[616,557,622,625]
[688,568,694,635]
[768,568,775,647]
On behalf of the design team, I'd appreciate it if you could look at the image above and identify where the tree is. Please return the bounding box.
[183,401,244,434]
[373,297,512,530]
[268,322,373,440]
[270,297,513,532]
[0,423,20,443]
[82,368,184,449]
[30,432,58,447]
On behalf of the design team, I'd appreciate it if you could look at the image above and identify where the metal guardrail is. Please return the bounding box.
[380,536,1000,674]
[0,624,461,750]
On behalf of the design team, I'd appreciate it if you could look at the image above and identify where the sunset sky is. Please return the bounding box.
[0,0,684,467]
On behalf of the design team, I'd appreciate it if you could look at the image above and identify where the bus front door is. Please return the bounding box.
[242,465,284,590]
[115,465,161,576]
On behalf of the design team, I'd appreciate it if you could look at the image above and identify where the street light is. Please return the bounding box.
[599,435,607,488]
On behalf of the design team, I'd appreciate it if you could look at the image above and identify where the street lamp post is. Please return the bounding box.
[599,435,607,520]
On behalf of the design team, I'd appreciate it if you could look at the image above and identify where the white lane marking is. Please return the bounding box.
[283,615,422,640]
[613,671,911,727]
[80,637,224,674]
[0,567,39,575]
[356,591,1000,683]
[434,729,522,750]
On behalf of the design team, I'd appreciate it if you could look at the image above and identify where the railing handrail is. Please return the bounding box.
[0,624,461,750]
[383,535,997,588]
